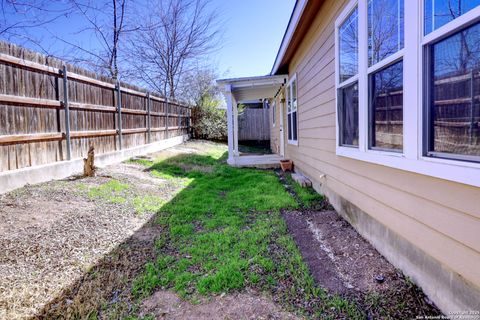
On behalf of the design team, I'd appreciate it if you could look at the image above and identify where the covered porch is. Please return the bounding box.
[217,75,287,167]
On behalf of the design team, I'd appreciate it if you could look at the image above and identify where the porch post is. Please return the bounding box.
[233,95,239,156]
[225,85,235,165]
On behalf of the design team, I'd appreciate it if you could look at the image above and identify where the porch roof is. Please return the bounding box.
[217,74,287,102]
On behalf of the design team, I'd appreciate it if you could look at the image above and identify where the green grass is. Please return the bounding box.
[130,142,364,319]
[285,173,326,209]
[80,179,165,214]
[87,180,130,204]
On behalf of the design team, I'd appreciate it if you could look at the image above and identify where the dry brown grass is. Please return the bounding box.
[0,144,197,319]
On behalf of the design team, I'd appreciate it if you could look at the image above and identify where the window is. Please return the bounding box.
[287,75,298,144]
[339,7,359,83]
[334,0,480,187]
[339,82,359,146]
[338,5,359,147]
[370,61,403,151]
[425,20,480,160]
[368,0,404,66]
[424,0,480,35]
[272,100,276,126]
[368,0,404,151]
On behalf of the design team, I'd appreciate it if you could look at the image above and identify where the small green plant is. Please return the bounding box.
[285,173,326,209]
[87,180,130,204]
[133,195,165,214]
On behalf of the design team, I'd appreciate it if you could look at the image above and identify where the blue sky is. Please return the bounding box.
[212,0,295,78]
[1,0,294,78]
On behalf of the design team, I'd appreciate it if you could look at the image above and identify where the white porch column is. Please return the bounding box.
[225,85,235,165]
[233,95,239,156]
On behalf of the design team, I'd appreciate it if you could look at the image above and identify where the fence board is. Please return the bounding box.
[238,108,270,141]
[0,41,191,172]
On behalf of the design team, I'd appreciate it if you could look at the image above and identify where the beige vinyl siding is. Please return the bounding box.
[282,0,480,294]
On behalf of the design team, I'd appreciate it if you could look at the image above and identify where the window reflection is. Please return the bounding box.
[368,0,404,66]
[339,82,359,147]
[425,0,480,34]
[370,61,403,151]
[430,22,480,157]
[339,8,358,83]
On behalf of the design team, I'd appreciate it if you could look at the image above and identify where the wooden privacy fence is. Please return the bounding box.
[0,42,191,172]
[238,108,270,141]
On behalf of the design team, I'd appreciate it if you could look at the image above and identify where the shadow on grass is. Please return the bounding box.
[35,150,364,319]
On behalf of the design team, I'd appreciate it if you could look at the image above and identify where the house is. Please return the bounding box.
[218,0,480,314]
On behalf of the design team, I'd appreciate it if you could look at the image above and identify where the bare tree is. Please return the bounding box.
[0,0,137,79]
[178,65,219,106]
[180,66,226,140]
[0,0,73,53]
[128,0,220,98]
[55,0,138,79]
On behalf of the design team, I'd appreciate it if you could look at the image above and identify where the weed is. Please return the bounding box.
[130,143,365,319]
[87,180,130,204]
[133,195,165,215]
[285,173,326,209]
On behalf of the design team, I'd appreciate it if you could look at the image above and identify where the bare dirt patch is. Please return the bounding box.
[282,209,440,318]
[139,289,301,320]
[0,144,199,319]
[0,141,294,320]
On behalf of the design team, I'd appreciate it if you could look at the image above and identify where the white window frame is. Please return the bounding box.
[335,0,480,188]
[336,2,359,148]
[287,74,299,145]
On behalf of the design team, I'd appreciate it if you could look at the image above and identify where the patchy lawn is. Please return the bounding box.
[0,140,440,319]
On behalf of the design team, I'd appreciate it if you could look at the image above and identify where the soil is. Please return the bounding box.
[282,209,441,319]
[0,141,297,320]
[0,143,181,318]
[139,290,300,320]
[0,140,442,319]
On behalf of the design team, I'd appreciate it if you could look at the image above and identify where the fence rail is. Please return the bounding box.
[0,42,191,172]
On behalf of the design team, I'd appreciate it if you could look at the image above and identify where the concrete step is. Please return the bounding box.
[291,173,312,188]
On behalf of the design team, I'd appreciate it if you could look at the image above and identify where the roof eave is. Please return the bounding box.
[270,0,309,76]
[217,74,287,90]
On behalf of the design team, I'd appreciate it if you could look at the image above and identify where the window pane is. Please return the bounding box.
[339,7,358,83]
[368,0,404,66]
[424,0,480,35]
[288,113,292,140]
[293,111,297,141]
[339,82,359,146]
[370,61,403,150]
[429,22,480,158]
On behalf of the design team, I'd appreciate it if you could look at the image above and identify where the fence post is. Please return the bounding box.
[147,92,151,144]
[165,98,169,139]
[116,80,123,150]
[62,64,72,160]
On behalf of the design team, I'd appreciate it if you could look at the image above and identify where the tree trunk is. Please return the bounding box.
[83,145,96,177]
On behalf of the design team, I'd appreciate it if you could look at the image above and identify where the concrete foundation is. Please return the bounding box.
[291,167,480,315]
[0,135,189,194]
